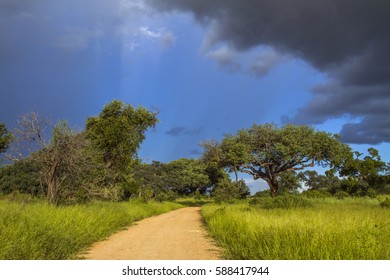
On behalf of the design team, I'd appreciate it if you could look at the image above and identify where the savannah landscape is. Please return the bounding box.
[2,0,390,266]
[0,101,389,260]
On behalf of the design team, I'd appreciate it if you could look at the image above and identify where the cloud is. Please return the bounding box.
[0,0,40,15]
[340,116,390,145]
[138,26,176,47]
[166,126,202,137]
[248,48,286,77]
[206,46,240,73]
[53,27,103,52]
[145,0,390,144]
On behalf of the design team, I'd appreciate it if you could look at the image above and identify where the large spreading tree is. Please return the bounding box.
[202,123,351,195]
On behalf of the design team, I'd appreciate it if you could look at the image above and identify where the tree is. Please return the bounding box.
[278,171,301,193]
[9,112,96,204]
[168,158,211,195]
[203,124,351,195]
[299,170,340,191]
[0,159,42,196]
[201,138,249,192]
[85,100,158,173]
[212,178,250,201]
[339,148,387,184]
[37,121,94,204]
[0,123,13,154]
[130,159,211,200]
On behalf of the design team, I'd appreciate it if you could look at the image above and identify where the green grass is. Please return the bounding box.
[0,199,183,259]
[202,198,390,260]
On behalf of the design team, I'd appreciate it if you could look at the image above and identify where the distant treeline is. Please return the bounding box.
[1,100,389,204]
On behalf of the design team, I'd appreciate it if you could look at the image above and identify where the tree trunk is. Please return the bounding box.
[47,179,57,204]
[46,162,58,204]
[265,177,279,196]
[234,168,238,185]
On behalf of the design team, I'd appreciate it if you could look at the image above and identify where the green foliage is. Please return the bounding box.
[299,170,340,190]
[334,190,350,199]
[340,148,387,181]
[249,194,312,209]
[379,197,390,208]
[203,123,351,195]
[33,122,97,204]
[278,172,301,193]
[0,160,42,196]
[339,148,388,194]
[202,199,390,259]
[212,178,250,202]
[168,158,211,195]
[301,189,332,199]
[86,100,158,173]
[253,190,272,198]
[0,199,183,259]
[0,123,13,154]
[128,159,211,200]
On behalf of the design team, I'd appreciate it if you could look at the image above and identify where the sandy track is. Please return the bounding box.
[82,207,222,260]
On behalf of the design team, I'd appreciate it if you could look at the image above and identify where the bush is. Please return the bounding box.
[334,190,350,199]
[380,197,390,208]
[212,179,250,202]
[154,190,178,202]
[252,190,272,198]
[249,194,312,209]
[365,188,377,198]
[0,161,42,196]
[302,189,332,199]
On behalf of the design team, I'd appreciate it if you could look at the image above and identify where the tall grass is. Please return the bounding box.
[202,198,390,260]
[0,199,183,259]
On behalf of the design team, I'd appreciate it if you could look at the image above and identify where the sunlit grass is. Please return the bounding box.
[202,198,390,260]
[0,199,183,259]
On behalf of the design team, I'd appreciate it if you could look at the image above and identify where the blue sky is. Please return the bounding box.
[1,0,390,192]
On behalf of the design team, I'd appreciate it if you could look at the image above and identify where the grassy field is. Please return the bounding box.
[202,197,390,260]
[0,199,183,259]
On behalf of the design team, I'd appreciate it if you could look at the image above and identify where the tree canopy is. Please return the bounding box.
[86,100,158,173]
[202,123,352,195]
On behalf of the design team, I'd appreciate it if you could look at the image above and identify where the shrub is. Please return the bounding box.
[302,189,332,199]
[0,160,42,196]
[380,197,390,208]
[366,188,377,198]
[154,190,178,202]
[249,194,312,209]
[252,190,272,198]
[212,179,250,202]
[334,190,350,199]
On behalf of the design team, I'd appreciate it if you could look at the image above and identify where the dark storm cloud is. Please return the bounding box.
[0,0,41,15]
[146,0,390,144]
[165,126,202,137]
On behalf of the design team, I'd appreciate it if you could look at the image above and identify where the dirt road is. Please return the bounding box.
[82,207,222,260]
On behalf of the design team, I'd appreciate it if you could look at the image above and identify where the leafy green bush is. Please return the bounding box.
[302,189,332,199]
[0,160,42,196]
[252,190,272,198]
[212,179,250,202]
[334,190,350,199]
[380,197,390,208]
[154,190,178,202]
[365,188,377,198]
[249,194,312,209]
